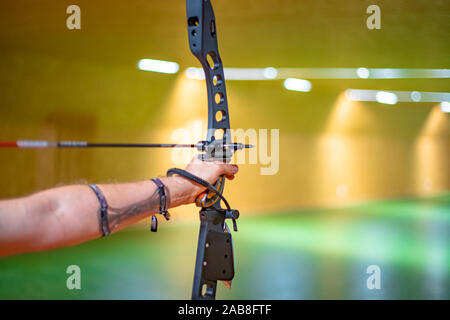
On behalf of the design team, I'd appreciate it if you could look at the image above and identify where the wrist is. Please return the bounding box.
[160,176,204,207]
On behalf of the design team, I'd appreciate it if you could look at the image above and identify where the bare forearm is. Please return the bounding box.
[96,176,201,233]
[0,176,201,257]
[0,157,238,257]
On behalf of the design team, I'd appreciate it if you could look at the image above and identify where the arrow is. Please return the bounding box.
[0,140,253,150]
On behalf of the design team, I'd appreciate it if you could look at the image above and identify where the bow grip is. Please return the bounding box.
[195,175,225,207]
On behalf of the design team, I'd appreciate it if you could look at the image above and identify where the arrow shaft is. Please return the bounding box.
[0,140,253,149]
[0,140,195,148]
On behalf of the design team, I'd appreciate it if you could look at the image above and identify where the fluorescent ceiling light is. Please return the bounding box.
[185,67,279,80]
[263,67,278,79]
[283,78,312,92]
[356,67,370,79]
[185,67,450,80]
[376,91,398,105]
[137,59,179,74]
[346,89,450,103]
[411,91,421,102]
[440,102,450,113]
[185,67,204,79]
[276,68,450,79]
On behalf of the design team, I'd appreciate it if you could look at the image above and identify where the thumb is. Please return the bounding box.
[218,163,239,178]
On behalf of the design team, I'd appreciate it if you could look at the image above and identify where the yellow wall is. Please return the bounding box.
[0,0,449,220]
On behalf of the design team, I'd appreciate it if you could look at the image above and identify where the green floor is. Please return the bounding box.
[1,193,449,299]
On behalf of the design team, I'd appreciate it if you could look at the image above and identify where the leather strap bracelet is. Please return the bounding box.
[88,184,111,237]
[150,177,170,232]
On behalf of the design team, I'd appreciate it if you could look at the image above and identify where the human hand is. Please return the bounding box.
[181,157,239,204]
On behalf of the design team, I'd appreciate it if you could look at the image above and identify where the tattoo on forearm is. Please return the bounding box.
[106,188,170,231]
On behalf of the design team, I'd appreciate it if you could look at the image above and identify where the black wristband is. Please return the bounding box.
[88,184,111,237]
[150,177,170,232]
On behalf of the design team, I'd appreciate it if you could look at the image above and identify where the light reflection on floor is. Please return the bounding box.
[0,193,449,299]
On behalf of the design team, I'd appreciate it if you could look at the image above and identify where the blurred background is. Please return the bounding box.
[0,0,449,299]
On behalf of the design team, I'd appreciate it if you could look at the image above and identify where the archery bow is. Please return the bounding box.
[0,0,243,301]
[184,0,239,300]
